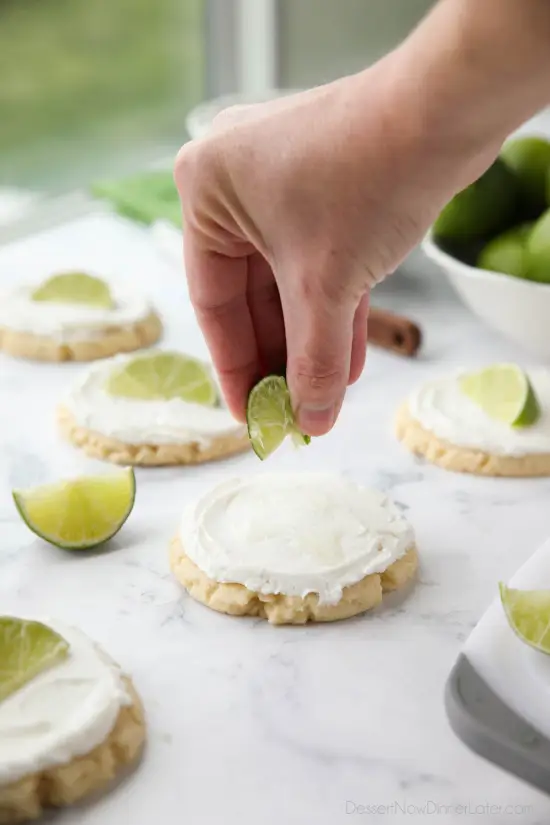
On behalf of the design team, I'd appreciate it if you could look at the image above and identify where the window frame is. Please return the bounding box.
[205,0,279,96]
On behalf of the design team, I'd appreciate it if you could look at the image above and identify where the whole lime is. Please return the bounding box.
[525,208,550,284]
[477,224,532,279]
[500,136,550,217]
[433,159,518,242]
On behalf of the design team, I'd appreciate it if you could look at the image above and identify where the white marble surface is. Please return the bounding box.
[1,213,550,824]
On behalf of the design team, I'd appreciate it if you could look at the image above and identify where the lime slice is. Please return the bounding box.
[459,364,541,428]
[499,583,550,654]
[0,617,70,703]
[31,272,114,309]
[106,351,218,406]
[13,469,136,550]
[246,375,311,460]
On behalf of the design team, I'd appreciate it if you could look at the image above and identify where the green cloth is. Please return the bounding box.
[92,170,182,228]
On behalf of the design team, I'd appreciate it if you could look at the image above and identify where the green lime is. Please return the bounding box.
[500,136,550,217]
[13,468,136,550]
[476,223,533,279]
[0,617,70,703]
[499,583,550,654]
[459,364,541,428]
[433,159,519,242]
[246,375,311,460]
[526,208,550,284]
[31,272,114,309]
[106,352,218,406]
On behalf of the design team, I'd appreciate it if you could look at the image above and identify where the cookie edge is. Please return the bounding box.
[169,535,418,625]
[0,311,162,362]
[0,676,145,824]
[395,403,550,477]
[57,405,249,466]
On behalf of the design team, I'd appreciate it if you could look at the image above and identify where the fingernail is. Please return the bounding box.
[297,404,336,435]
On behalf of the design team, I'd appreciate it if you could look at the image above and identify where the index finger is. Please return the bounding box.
[184,231,260,421]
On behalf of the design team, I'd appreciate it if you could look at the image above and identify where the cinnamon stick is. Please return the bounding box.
[368,308,422,357]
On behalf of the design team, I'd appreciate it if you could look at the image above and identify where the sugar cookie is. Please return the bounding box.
[170,473,418,625]
[0,621,145,823]
[396,369,550,477]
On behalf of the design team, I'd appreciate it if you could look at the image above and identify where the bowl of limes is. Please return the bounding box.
[423,135,550,359]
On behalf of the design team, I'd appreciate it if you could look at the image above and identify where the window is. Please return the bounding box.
[0,0,205,192]
[277,0,435,88]
[0,0,436,198]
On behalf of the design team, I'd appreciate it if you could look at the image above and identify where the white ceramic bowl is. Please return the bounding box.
[185,89,303,140]
[422,233,550,361]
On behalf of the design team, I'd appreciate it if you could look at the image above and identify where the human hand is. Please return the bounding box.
[175,51,503,436]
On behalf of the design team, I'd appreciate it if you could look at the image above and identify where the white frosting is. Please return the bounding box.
[64,353,246,446]
[180,473,414,604]
[0,620,131,785]
[408,369,550,456]
[0,284,153,341]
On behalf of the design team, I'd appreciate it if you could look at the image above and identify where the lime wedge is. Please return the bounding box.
[13,469,136,550]
[0,618,70,703]
[31,272,114,309]
[459,364,541,428]
[499,583,550,654]
[246,375,311,460]
[106,352,218,406]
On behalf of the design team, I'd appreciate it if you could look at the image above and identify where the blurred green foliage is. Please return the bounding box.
[0,0,204,188]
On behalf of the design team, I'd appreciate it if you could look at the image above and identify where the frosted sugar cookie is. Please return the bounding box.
[0,617,145,823]
[59,351,249,466]
[170,473,418,625]
[0,272,161,362]
[396,366,550,477]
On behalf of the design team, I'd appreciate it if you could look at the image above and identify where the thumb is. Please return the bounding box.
[282,281,357,437]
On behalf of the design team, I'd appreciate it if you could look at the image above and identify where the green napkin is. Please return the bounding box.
[92,170,182,228]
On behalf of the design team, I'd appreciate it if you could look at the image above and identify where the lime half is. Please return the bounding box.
[13,469,136,550]
[0,618,70,703]
[246,375,311,460]
[500,583,550,654]
[106,352,218,406]
[459,364,541,428]
[31,272,114,309]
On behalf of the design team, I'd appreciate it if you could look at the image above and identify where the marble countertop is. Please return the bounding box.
[1,213,550,825]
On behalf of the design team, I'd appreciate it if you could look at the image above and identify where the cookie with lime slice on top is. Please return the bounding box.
[58,350,249,466]
[395,364,550,477]
[0,617,145,822]
[0,272,161,362]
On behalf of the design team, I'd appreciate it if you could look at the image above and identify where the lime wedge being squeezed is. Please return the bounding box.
[31,272,114,309]
[0,617,69,703]
[500,583,550,654]
[13,469,136,550]
[459,364,541,428]
[106,352,218,406]
[246,375,310,460]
